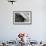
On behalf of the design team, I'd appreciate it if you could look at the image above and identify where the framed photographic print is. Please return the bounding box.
[13,11,32,25]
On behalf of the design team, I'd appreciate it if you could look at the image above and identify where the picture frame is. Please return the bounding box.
[13,11,32,25]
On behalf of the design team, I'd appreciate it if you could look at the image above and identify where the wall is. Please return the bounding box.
[0,0,46,41]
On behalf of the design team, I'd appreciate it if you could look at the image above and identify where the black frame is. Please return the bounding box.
[13,11,32,25]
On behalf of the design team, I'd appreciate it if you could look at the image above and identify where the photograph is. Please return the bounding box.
[13,11,32,25]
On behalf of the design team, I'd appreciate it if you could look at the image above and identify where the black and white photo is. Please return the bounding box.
[13,11,32,25]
